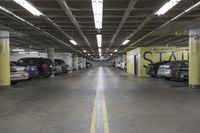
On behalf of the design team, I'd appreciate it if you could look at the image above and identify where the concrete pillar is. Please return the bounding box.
[78,57,83,69]
[83,58,86,68]
[47,48,55,78]
[0,31,10,88]
[72,54,78,70]
[189,29,200,89]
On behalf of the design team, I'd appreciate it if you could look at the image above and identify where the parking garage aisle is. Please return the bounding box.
[0,68,98,133]
[0,67,200,133]
[102,68,200,133]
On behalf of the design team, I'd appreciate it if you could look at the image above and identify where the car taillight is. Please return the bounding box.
[11,68,17,72]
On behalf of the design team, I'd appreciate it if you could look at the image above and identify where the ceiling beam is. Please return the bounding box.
[57,0,94,53]
[107,0,138,49]
[0,5,83,54]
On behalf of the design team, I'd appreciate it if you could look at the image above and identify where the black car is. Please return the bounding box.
[54,59,69,73]
[86,62,92,68]
[18,58,54,78]
[146,61,170,77]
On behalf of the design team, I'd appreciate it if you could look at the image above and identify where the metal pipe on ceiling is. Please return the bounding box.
[127,1,200,47]
[57,0,94,53]
[107,0,138,49]
[0,5,84,55]
[41,16,72,40]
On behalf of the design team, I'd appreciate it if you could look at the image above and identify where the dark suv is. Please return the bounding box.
[55,59,69,73]
[18,58,54,78]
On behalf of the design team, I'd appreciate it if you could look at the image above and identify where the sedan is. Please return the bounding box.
[10,62,29,82]
[157,61,188,80]
[146,61,170,77]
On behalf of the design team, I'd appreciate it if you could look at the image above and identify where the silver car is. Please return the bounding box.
[10,62,29,82]
[157,61,188,80]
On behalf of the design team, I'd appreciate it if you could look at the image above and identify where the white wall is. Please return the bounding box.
[54,53,72,67]
[10,52,72,67]
[10,53,47,61]
[87,60,111,67]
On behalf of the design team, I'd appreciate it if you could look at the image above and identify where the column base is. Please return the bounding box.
[189,85,200,89]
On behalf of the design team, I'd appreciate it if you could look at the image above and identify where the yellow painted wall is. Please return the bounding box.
[127,48,140,75]
[127,47,189,77]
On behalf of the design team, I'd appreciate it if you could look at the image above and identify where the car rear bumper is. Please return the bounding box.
[157,71,171,78]
[11,73,29,81]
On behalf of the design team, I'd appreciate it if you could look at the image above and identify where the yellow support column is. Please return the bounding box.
[0,31,10,88]
[189,29,200,89]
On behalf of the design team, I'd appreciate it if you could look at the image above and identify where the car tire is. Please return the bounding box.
[43,71,51,78]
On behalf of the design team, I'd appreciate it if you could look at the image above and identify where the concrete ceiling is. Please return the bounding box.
[0,0,200,58]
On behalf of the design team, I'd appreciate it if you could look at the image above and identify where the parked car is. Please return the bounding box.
[116,63,121,69]
[86,62,92,68]
[54,59,70,74]
[18,58,54,78]
[10,62,29,82]
[146,61,170,77]
[12,61,39,79]
[157,61,188,80]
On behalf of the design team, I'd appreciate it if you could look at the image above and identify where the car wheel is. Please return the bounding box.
[43,71,51,78]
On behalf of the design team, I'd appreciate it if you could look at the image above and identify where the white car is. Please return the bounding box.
[10,62,29,82]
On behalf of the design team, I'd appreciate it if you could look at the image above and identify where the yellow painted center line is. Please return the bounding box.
[103,96,110,133]
[90,69,110,133]
[90,95,97,133]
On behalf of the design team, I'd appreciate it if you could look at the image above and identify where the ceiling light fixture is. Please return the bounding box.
[96,34,102,48]
[98,48,102,53]
[110,53,113,56]
[12,0,43,16]
[28,51,38,54]
[114,49,118,52]
[155,0,181,16]
[19,51,26,54]
[122,40,130,45]
[70,40,78,45]
[83,50,87,53]
[88,54,91,56]
[91,0,103,29]
[12,48,25,52]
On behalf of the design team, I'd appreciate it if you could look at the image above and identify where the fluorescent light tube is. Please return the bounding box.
[19,51,26,54]
[91,0,103,29]
[70,40,78,45]
[12,48,25,52]
[28,51,38,54]
[98,48,102,53]
[155,0,181,16]
[114,49,118,52]
[96,34,102,47]
[122,40,130,45]
[12,0,42,16]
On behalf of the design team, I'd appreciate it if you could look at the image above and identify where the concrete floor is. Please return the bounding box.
[0,67,200,133]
